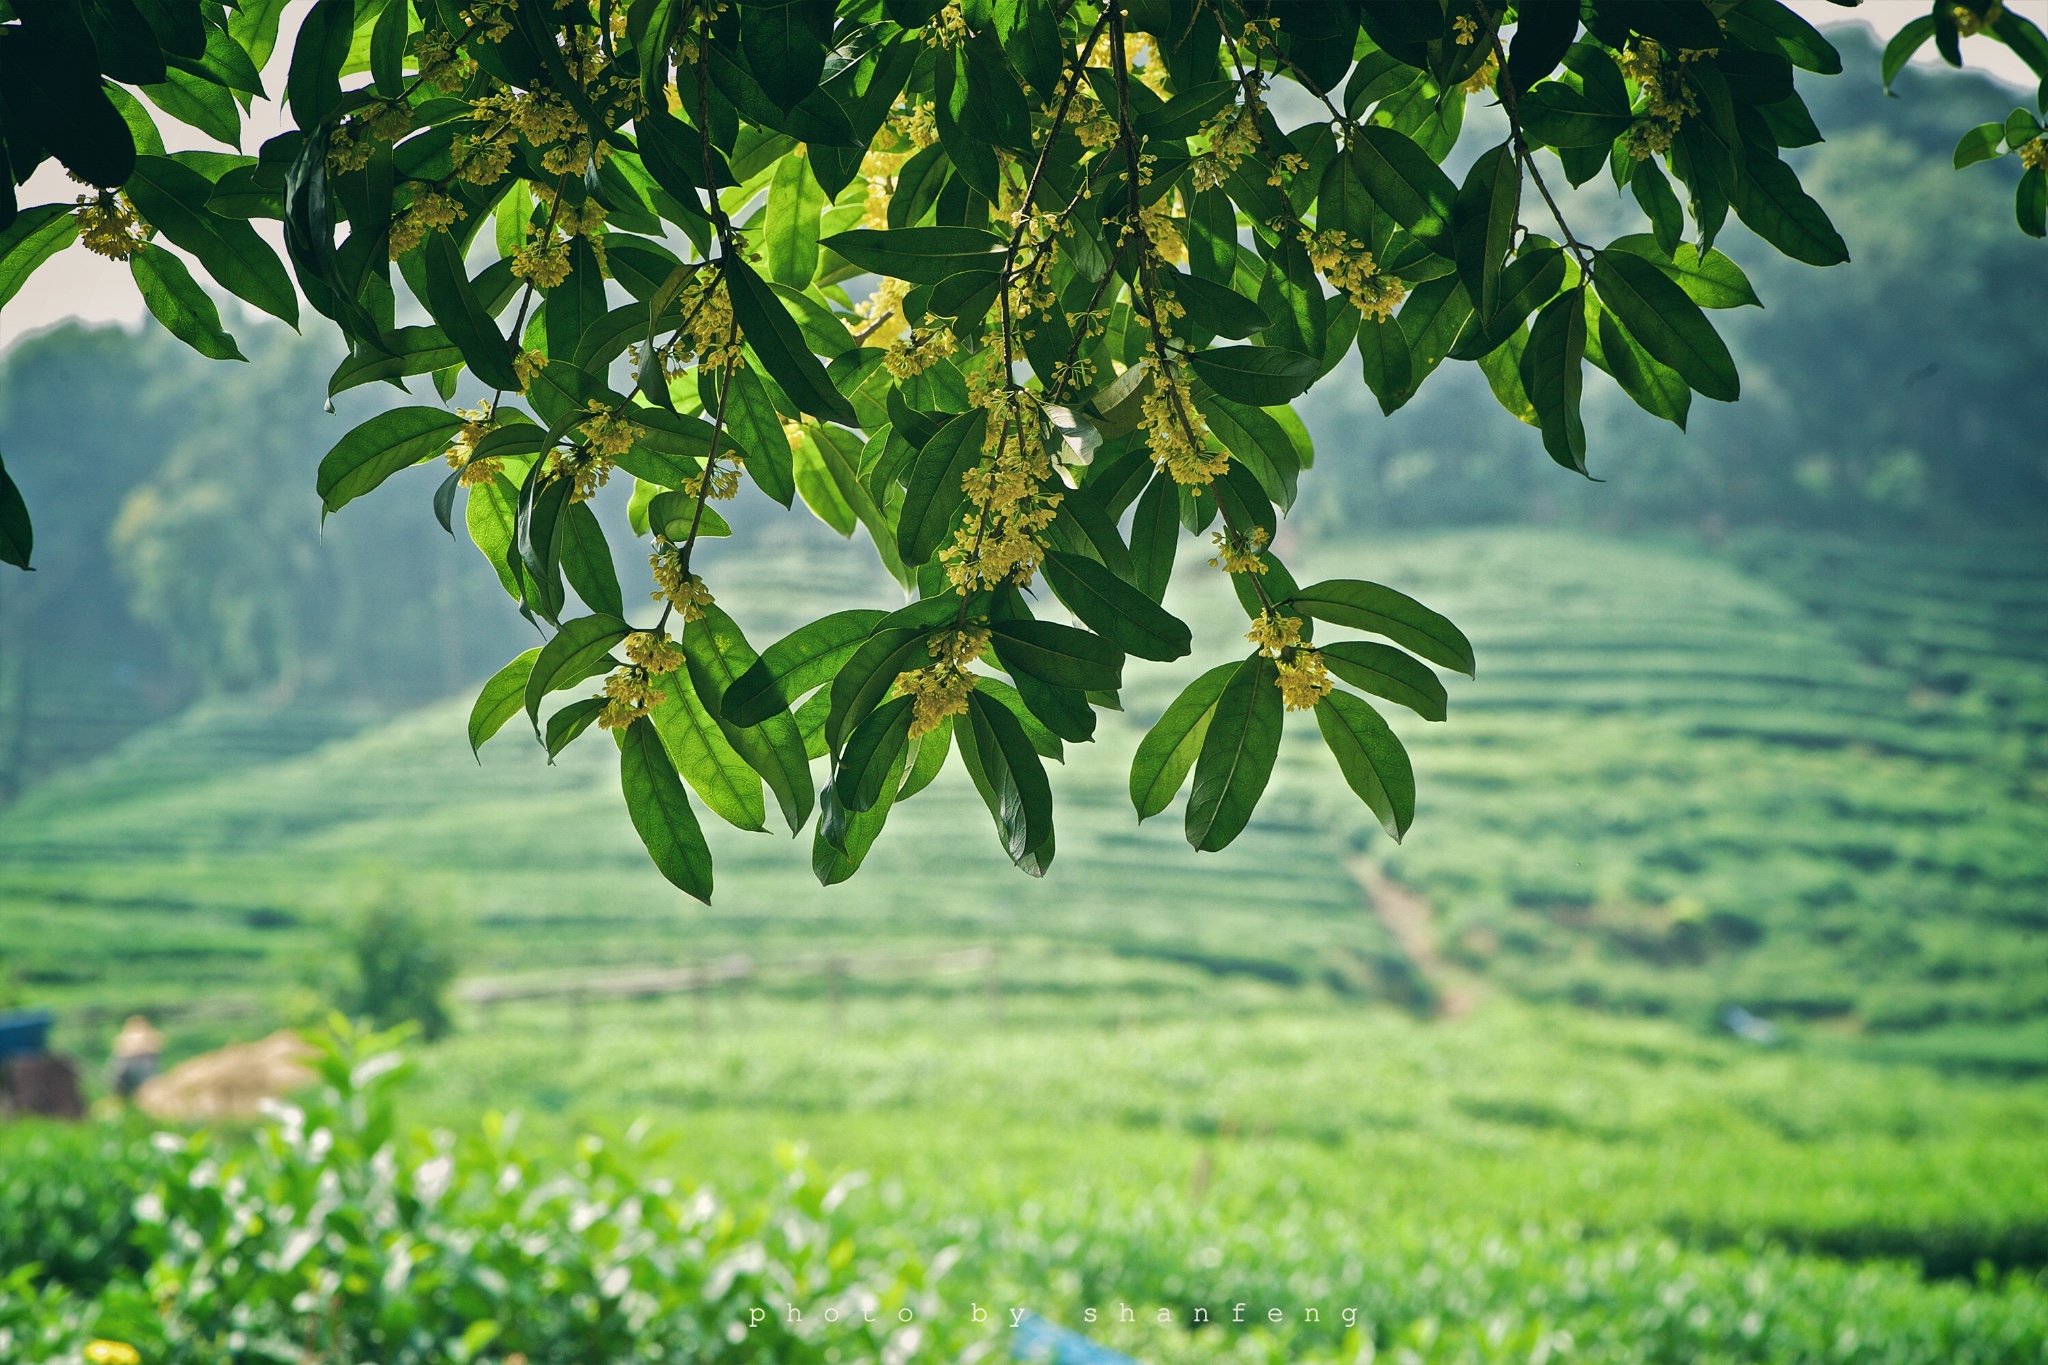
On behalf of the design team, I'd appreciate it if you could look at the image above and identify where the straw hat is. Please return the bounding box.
[112,1015,165,1059]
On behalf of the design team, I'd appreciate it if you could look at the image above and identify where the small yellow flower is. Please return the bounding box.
[84,1342,142,1365]
[513,349,548,389]
[884,326,957,379]
[1212,528,1273,577]
[623,630,685,674]
[1276,651,1334,710]
[1245,607,1299,656]
[2020,135,2048,171]
[1143,363,1228,487]
[922,0,968,48]
[1452,14,1479,45]
[1952,1,2005,38]
[75,192,148,259]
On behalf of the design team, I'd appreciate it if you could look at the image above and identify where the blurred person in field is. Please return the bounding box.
[110,1016,164,1100]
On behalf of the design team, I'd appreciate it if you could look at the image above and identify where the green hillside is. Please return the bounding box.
[4,526,2044,1071]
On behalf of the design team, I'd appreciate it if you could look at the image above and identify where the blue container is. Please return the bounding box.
[0,1008,54,1061]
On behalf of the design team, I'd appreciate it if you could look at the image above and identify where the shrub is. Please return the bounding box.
[335,893,457,1042]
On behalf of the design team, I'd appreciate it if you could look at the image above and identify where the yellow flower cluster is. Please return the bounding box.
[416,29,469,92]
[1452,14,1479,44]
[328,100,412,173]
[940,390,1063,591]
[1142,362,1228,486]
[1193,96,1264,192]
[1213,528,1273,576]
[597,666,666,730]
[1620,38,1703,161]
[623,630,685,674]
[445,401,503,486]
[884,326,957,379]
[1245,607,1299,654]
[1275,652,1334,710]
[1953,1,2005,38]
[1267,150,1308,188]
[662,268,742,374]
[894,626,989,737]
[2021,135,2048,171]
[74,192,147,259]
[577,399,636,458]
[853,276,911,345]
[923,0,968,49]
[84,1343,141,1365]
[650,544,716,620]
[514,348,548,388]
[1301,227,1406,321]
[1462,52,1500,96]
[1123,33,1172,97]
[388,189,467,257]
[1004,213,1064,326]
[1062,77,1122,150]
[1139,199,1185,266]
[460,0,514,41]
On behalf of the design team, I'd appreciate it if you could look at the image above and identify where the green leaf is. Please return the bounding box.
[1592,301,1690,429]
[836,694,914,813]
[682,604,815,836]
[1519,287,1587,473]
[1040,551,1192,662]
[764,152,826,286]
[0,451,32,570]
[1629,157,1685,258]
[316,407,463,513]
[1286,579,1476,675]
[1186,347,1318,405]
[724,608,889,726]
[466,472,526,602]
[469,647,540,755]
[1129,661,1237,820]
[1881,15,1935,92]
[1453,141,1520,321]
[989,619,1124,692]
[651,665,767,832]
[618,717,714,902]
[1954,121,2007,168]
[897,714,953,801]
[1314,688,1415,841]
[131,243,244,361]
[1520,81,1632,148]
[2021,167,2048,239]
[1184,655,1282,852]
[0,206,80,311]
[646,488,733,540]
[725,254,858,425]
[1357,314,1413,413]
[897,408,988,565]
[561,502,623,616]
[819,226,1007,283]
[1348,127,1456,254]
[545,697,606,760]
[329,326,465,397]
[1593,248,1738,401]
[1319,641,1447,722]
[959,690,1054,869]
[525,613,632,726]
[423,229,521,391]
[123,156,298,323]
[827,622,941,753]
[1162,269,1271,340]
[1605,234,1762,308]
[813,746,905,884]
[1728,154,1849,266]
[725,362,797,505]
[1129,473,1179,604]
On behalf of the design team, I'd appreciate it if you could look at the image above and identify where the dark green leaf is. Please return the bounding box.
[423,229,521,391]
[1520,81,1631,148]
[725,254,857,424]
[1185,655,1282,852]
[1040,551,1192,662]
[545,697,606,760]
[0,206,80,310]
[131,242,244,361]
[618,716,714,902]
[316,406,463,513]
[1286,579,1476,675]
[468,647,540,755]
[897,408,987,565]
[1593,248,1738,401]
[1453,142,1520,321]
[1319,641,1448,722]
[989,619,1124,693]
[1314,688,1415,841]
[1129,661,1237,820]
[125,155,297,323]
[681,603,815,836]
[1162,268,1271,340]
[0,451,32,570]
[1186,347,1318,405]
[1881,16,1935,92]
[819,226,1007,283]
[1129,472,1179,604]
[836,694,914,813]
[525,613,632,726]
[1520,286,1587,472]
[959,689,1054,867]
[1729,154,1849,266]
[1348,126,1457,253]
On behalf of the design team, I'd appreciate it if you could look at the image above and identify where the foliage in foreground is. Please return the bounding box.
[7,1022,2048,1365]
[0,0,2039,895]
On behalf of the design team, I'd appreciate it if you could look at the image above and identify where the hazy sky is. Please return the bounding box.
[2,2,2042,354]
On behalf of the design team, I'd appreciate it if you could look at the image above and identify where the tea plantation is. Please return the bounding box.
[4,526,2048,1362]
